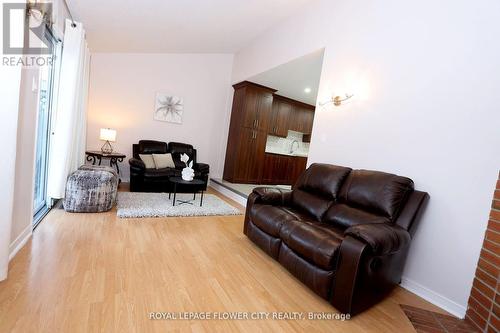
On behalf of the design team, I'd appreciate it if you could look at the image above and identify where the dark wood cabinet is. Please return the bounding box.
[288,105,303,133]
[270,95,315,136]
[268,96,291,137]
[288,155,308,184]
[301,108,315,135]
[223,82,276,183]
[261,153,307,185]
[262,153,290,184]
[223,82,314,185]
[233,128,267,183]
[241,87,273,131]
[290,105,315,134]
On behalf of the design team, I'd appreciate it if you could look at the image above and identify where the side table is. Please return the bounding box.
[168,177,206,206]
[85,150,126,181]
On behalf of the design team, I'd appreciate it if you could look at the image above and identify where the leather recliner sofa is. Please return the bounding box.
[244,163,428,315]
[129,140,209,192]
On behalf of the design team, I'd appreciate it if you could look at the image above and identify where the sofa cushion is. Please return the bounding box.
[291,189,332,221]
[138,140,168,155]
[168,142,196,169]
[280,220,343,270]
[279,243,335,299]
[152,153,175,169]
[139,154,156,169]
[291,164,351,221]
[279,207,318,223]
[250,205,315,237]
[339,169,414,222]
[246,220,282,259]
[294,163,352,200]
[143,168,178,179]
[323,203,390,229]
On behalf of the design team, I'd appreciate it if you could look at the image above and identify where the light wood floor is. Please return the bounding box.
[0,187,447,332]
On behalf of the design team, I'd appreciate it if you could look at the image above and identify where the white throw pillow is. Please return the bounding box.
[152,153,176,169]
[139,154,156,169]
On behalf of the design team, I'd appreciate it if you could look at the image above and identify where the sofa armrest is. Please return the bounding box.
[129,158,145,171]
[194,162,209,175]
[344,223,411,256]
[252,187,292,206]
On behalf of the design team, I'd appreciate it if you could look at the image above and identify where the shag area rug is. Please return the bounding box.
[116,192,242,218]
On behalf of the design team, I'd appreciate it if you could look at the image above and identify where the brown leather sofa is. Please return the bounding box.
[244,163,428,315]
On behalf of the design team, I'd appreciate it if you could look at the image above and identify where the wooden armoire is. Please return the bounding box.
[223,81,276,183]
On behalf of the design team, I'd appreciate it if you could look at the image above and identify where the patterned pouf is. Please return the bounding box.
[63,165,118,213]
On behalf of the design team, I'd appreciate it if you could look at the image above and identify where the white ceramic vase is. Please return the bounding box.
[182,167,195,181]
[180,153,194,181]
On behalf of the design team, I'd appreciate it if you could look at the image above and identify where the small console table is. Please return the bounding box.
[85,150,126,180]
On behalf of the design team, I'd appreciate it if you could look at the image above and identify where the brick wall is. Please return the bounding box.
[466,171,500,332]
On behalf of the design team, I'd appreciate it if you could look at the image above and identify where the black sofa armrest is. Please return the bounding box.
[252,187,292,206]
[129,158,145,171]
[344,223,411,256]
[194,162,209,175]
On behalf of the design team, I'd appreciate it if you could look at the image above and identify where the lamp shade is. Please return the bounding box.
[99,128,116,142]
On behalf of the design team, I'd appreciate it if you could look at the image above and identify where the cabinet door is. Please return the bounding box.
[262,154,291,184]
[241,88,259,129]
[288,105,304,133]
[301,109,315,134]
[269,101,279,135]
[274,101,291,136]
[234,128,266,183]
[288,157,308,185]
[256,93,273,132]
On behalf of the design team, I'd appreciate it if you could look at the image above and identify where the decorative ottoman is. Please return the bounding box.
[63,165,119,213]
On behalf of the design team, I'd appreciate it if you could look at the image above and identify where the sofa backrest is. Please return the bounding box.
[133,140,168,158]
[291,163,351,221]
[323,169,414,229]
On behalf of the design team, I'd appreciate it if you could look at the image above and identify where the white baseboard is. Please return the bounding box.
[401,276,466,318]
[209,181,247,207]
[9,225,32,261]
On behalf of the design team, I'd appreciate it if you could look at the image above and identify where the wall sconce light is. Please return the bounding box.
[320,94,354,107]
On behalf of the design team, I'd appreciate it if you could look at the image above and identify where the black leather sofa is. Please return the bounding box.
[244,163,428,315]
[129,140,209,193]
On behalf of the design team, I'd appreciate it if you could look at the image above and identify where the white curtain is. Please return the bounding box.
[47,19,90,199]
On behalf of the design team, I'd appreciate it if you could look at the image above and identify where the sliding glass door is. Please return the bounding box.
[33,28,59,226]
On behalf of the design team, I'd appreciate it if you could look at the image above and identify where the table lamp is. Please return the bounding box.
[100,128,116,154]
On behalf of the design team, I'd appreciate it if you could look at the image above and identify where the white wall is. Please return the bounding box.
[10,68,39,249]
[228,0,500,317]
[8,0,71,261]
[0,64,22,279]
[87,53,234,181]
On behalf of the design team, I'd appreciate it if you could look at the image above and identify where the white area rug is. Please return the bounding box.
[116,192,242,218]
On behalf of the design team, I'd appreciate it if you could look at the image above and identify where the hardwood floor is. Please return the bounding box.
[0,187,447,332]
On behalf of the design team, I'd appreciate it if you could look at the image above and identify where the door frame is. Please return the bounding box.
[32,26,61,228]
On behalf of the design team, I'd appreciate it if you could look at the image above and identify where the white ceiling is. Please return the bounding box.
[248,49,324,105]
[67,0,314,53]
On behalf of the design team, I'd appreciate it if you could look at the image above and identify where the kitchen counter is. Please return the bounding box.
[264,147,308,158]
[265,133,309,158]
